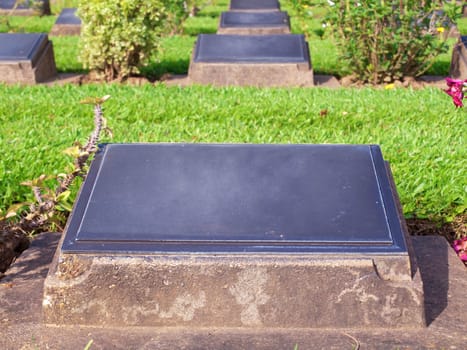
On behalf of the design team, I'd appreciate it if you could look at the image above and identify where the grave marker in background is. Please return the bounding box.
[218,11,290,34]
[0,33,57,84]
[188,34,314,87]
[50,8,81,36]
[450,36,467,79]
[0,0,50,16]
[44,143,425,329]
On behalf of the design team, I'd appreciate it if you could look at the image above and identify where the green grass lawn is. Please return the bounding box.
[0,1,465,227]
[0,84,465,223]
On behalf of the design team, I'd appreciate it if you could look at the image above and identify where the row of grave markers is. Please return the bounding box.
[0,1,466,84]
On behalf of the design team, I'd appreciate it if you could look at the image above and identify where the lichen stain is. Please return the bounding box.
[159,291,206,321]
[229,268,270,326]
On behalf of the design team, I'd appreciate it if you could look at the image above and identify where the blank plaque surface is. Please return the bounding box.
[230,0,280,11]
[193,34,309,63]
[62,144,409,254]
[0,0,28,9]
[0,33,47,62]
[220,11,289,28]
[55,8,81,25]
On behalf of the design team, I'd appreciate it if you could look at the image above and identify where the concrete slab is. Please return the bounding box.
[229,0,280,12]
[49,8,81,36]
[0,0,49,15]
[449,35,467,79]
[188,34,313,87]
[43,144,424,329]
[0,33,57,84]
[217,11,290,35]
[0,235,465,349]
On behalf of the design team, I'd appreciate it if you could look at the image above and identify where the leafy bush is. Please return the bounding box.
[78,0,168,81]
[325,0,460,84]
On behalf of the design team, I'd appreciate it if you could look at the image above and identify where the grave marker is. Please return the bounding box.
[218,11,290,35]
[50,8,81,36]
[449,36,467,79]
[44,143,425,329]
[0,33,57,84]
[188,34,314,87]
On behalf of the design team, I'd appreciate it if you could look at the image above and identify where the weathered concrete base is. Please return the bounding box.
[1,235,465,349]
[49,24,81,36]
[449,36,467,79]
[189,62,314,87]
[0,36,57,84]
[43,247,424,328]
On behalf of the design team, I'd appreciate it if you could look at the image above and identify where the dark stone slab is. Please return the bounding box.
[62,143,409,255]
[0,33,57,83]
[0,33,47,63]
[229,0,280,11]
[55,8,81,25]
[0,0,28,9]
[193,34,309,63]
[218,11,290,34]
[220,11,289,28]
[0,0,49,15]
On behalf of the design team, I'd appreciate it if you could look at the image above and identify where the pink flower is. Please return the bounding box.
[444,78,467,108]
[452,237,467,262]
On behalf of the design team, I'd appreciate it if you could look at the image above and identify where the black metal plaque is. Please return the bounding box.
[230,0,280,11]
[0,33,47,63]
[462,36,467,48]
[220,11,289,28]
[55,8,81,25]
[62,144,409,254]
[193,34,309,63]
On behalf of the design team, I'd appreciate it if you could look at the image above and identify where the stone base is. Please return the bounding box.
[49,24,81,36]
[43,251,424,328]
[188,62,314,87]
[217,26,290,35]
[449,36,467,79]
[4,234,466,349]
[0,34,57,84]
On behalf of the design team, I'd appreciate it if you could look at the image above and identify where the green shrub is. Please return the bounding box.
[77,0,168,81]
[325,0,460,84]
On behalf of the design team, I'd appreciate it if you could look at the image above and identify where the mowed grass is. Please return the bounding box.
[0,84,465,222]
[0,1,465,225]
